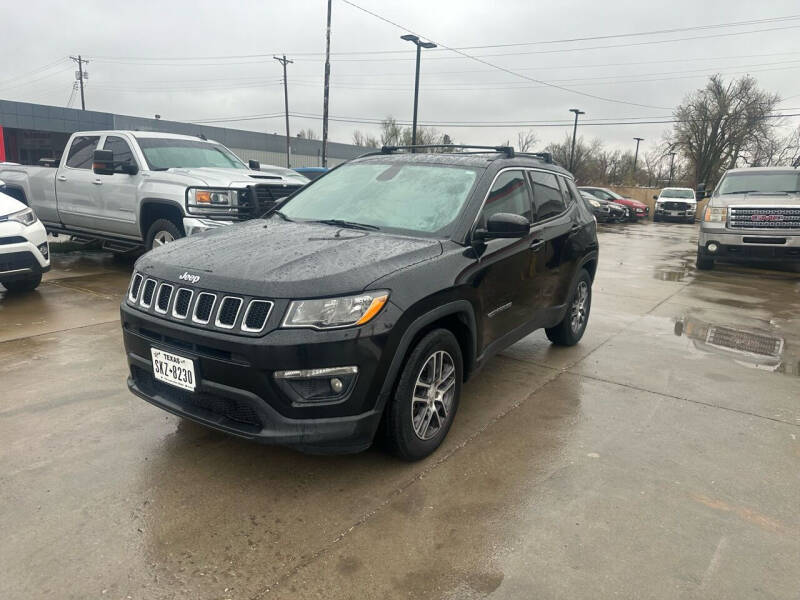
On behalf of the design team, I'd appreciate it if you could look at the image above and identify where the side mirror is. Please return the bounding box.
[652,195,659,200]
[249,159,261,171]
[474,213,530,242]
[92,149,115,175]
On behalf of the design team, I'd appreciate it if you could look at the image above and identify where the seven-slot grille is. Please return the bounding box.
[729,206,800,229]
[127,272,273,335]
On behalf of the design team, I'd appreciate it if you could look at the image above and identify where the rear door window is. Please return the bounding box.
[65,136,100,169]
[531,171,567,221]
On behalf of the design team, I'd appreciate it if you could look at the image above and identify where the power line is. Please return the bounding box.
[338,0,667,109]
[0,57,69,87]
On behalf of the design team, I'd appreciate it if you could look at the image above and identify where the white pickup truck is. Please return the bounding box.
[0,131,308,251]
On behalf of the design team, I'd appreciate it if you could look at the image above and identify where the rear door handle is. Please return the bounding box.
[92,179,103,185]
[57,175,67,182]
[530,239,545,252]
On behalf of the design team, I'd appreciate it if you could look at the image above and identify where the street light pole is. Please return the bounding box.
[401,34,436,150]
[321,0,332,168]
[569,108,585,171]
[668,152,677,186]
[632,137,644,179]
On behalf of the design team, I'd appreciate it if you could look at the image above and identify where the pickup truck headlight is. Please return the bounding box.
[6,207,37,226]
[282,291,389,329]
[186,188,237,215]
[704,206,726,223]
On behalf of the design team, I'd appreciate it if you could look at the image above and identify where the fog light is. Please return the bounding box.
[707,243,718,253]
[330,377,343,393]
[274,366,358,404]
[38,242,49,259]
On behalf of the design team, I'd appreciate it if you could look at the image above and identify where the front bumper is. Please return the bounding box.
[121,301,401,453]
[698,228,800,262]
[0,220,50,282]
[655,206,696,221]
[182,217,235,236]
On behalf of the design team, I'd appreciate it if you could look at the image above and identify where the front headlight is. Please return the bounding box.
[588,198,601,208]
[283,291,389,329]
[186,188,237,215]
[704,206,726,222]
[6,207,37,226]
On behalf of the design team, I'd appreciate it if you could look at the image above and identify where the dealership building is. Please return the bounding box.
[0,99,365,168]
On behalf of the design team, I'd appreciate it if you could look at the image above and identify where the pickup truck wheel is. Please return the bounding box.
[145,219,184,251]
[384,329,463,461]
[696,253,714,270]
[2,273,42,293]
[545,269,592,347]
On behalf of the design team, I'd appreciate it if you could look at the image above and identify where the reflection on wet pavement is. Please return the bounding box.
[2,224,800,599]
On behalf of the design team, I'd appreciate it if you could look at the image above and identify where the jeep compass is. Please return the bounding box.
[121,146,599,460]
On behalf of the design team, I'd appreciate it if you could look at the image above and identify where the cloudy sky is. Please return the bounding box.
[3,0,800,156]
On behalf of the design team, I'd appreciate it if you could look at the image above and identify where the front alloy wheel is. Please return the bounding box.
[411,350,457,441]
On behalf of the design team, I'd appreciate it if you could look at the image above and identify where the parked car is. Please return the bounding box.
[697,166,800,270]
[579,186,649,221]
[121,145,599,460]
[293,167,328,181]
[0,185,49,292]
[0,131,308,252]
[653,187,697,223]
[581,190,626,223]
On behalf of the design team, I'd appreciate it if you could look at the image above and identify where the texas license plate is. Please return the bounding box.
[151,348,196,391]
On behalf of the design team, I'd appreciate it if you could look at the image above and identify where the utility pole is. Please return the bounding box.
[321,0,332,168]
[569,108,584,171]
[274,55,293,167]
[632,137,644,180]
[69,55,88,110]
[401,35,436,150]
[668,152,677,186]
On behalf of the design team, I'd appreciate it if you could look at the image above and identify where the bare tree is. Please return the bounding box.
[670,74,780,188]
[516,130,537,153]
[352,130,379,148]
[379,117,453,151]
[296,128,318,140]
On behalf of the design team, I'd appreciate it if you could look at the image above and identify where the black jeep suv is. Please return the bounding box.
[121,145,599,460]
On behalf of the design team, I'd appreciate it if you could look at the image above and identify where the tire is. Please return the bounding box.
[145,218,184,251]
[546,269,592,347]
[696,252,714,270]
[2,272,42,293]
[384,329,463,461]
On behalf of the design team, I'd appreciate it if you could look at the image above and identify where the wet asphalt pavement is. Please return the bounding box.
[2,222,799,599]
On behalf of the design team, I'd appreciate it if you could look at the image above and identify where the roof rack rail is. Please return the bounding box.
[515,151,554,164]
[380,144,515,157]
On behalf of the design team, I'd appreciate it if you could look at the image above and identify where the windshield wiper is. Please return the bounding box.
[270,210,293,222]
[310,219,380,231]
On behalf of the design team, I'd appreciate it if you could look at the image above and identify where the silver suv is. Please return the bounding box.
[697,167,800,270]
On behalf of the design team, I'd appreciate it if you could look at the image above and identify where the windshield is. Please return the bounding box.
[279,162,479,235]
[660,189,694,199]
[717,171,800,195]
[136,137,247,170]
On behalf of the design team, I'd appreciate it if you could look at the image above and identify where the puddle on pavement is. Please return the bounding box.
[674,314,799,376]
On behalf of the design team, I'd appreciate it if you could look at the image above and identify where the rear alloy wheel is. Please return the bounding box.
[546,269,592,346]
[145,218,184,251]
[384,329,463,461]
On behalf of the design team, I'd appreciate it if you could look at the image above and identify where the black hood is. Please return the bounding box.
[136,219,442,298]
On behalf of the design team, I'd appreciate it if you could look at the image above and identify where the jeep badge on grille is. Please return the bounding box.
[179,271,200,284]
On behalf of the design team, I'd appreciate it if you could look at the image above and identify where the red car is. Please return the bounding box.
[579,186,650,221]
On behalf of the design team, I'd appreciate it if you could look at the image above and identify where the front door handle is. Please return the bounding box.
[57,175,67,182]
[530,239,545,252]
[92,179,103,185]
[570,224,581,232]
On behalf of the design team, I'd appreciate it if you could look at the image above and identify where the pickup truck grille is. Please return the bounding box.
[660,201,692,211]
[238,184,302,219]
[729,207,800,229]
[127,272,273,336]
[705,326,783,358]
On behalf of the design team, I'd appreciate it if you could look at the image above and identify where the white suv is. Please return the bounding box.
[0,185,50,292]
